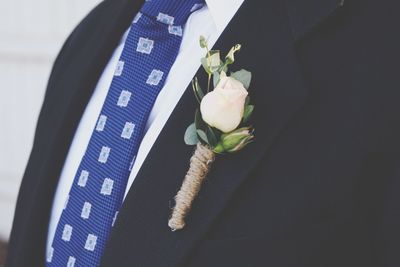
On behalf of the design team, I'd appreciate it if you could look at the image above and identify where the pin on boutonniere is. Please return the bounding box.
[168,36,255,231]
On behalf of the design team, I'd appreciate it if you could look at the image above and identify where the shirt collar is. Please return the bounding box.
[205,0,244,31]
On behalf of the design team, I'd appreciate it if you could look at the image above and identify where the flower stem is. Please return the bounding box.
[207,74,211,93]
[168,143,215,231]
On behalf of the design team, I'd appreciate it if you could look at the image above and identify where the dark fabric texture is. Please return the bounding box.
[6,0,400,266]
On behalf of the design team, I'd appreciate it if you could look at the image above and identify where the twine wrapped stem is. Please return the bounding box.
[168,143,215,231]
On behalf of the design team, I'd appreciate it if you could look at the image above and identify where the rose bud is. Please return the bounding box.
[214,127,254,153]
[200,76,248,133]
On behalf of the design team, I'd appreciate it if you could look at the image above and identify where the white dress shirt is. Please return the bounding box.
[46,0,244,253]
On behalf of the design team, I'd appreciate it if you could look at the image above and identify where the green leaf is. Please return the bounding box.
[195,109,206,130]
[201,51,221,74]
[245,96,251,106]
[197,129,209,145]
[231,69,252,89]
[184,123,199,145]
[192,77,204,104]
[213,71,220,88]
[208,50,221,73]
[201,57,212,74]
[206,126,218,147]
[243,105,254,123]
[221,64,228,73]
[225,44,242,65]
[199,36,207,49]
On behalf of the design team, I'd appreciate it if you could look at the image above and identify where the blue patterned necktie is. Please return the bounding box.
[47,1,205,266]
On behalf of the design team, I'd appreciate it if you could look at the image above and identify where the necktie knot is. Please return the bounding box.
[141,0,206,26]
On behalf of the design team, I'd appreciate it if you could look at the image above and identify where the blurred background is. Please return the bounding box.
[0,0,101,263]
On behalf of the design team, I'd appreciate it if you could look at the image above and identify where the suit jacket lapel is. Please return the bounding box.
[101,0,342,265]
[285,0,344,41]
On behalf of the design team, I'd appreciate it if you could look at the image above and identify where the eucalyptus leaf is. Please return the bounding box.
[231,69,252,89]
[197,129,209,145]
[201,57,212,74]
[213,71,220,88]
[184,123,199,145]
[201,51,221,74]
[243,105,255,123]
[199,36,207,49]
[208,50,221,73]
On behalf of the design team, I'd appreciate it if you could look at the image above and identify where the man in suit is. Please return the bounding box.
[5,0,400,266]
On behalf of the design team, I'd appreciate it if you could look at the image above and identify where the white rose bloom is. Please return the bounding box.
[200,76,248,133]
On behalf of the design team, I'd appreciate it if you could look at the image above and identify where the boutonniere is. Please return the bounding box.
[168,36,255,231]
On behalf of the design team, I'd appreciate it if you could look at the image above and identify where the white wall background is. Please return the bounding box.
[0,0,102,240]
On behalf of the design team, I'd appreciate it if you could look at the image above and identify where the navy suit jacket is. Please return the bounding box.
[6,0,400,266]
